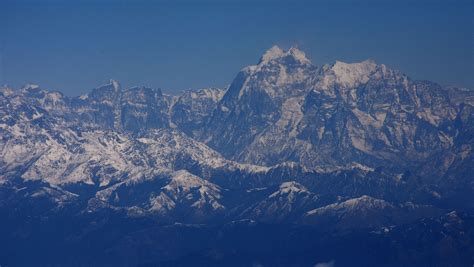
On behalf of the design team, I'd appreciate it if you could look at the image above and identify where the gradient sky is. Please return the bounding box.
[0,0,472,95]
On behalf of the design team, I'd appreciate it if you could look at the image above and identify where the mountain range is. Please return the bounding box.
[0,46,473,266]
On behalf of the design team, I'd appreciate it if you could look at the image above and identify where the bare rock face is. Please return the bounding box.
[170,87,225,137]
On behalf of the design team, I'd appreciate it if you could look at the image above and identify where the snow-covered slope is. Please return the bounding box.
[240,181,319,222]
[303,195,441,229]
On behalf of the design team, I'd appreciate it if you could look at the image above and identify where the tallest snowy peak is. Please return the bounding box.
[259,45,312,65]
[260,45,285,63]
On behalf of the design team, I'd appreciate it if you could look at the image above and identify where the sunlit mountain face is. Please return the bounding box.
[0,46,473,266]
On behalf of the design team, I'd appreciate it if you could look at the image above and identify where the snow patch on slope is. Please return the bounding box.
[332,60,377,88]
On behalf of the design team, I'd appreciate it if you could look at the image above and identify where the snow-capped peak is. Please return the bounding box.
[260,45,285,63]
[269,181,309,198]
[258,45,312,65]
[279,181,308,192]
[163,170,221,194]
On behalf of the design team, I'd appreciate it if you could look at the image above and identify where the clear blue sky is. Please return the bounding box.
[1,0,472,95]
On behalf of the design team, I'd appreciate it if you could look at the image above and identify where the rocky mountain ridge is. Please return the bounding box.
[0,45,472,227]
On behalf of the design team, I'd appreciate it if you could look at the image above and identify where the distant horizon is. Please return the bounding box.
[3,45,473,97]
[1,0,472,95]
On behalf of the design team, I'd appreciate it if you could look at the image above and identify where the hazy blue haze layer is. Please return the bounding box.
[0,0,472,95]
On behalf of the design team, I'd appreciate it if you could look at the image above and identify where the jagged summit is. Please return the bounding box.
[260,45,285,63]
[258,45,312,65]
[224,45,317,102]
